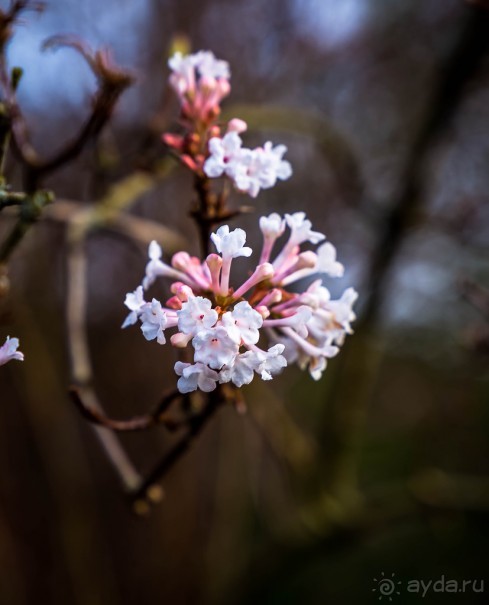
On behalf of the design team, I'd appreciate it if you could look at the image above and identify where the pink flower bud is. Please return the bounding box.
[171,332,193,348]
[227,118,248,134]
[162,133,184,150]
[165,296,183,310]
[180,154,198,171]
[255,305,270,319]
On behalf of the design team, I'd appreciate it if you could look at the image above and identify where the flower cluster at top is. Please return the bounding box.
[163,50,292,198]
[0,336,24,367]
[122,213,357,394]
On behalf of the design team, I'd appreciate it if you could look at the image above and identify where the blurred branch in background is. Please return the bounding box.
[320,2,489,505]
[5,35,134,191]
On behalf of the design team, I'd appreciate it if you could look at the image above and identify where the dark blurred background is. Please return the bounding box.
[0,0,488,603]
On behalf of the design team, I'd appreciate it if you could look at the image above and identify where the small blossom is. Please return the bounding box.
[168,52,196,96]
[192,326,240,369]
[224,301,263,345]
[219,350,260,387]
[193,50,230,80]
[140,299,168,345]
[178,296,218,336]
[327,287,358,335]
[316,242,344,278]
[122,286,146,328]
[255,344,287,380]
[233,143,292,198]
[204,137,292,198]
[211,225,252,259]
[0,336,24,366]
[285,212,325,246]
[143,241,169,290]
[175,361,220,393]
[259,213,286,239]
[203,132,244,178]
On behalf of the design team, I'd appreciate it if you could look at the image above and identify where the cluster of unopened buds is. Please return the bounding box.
[163,50,292,198]
[0,336,24,367]
[123,212,357,394]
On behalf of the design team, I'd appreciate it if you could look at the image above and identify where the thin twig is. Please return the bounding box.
[131,387,226,503]
[1,36,133,191]
[66,225,142,491]
[0,189,53,262]
[69,386,182,432]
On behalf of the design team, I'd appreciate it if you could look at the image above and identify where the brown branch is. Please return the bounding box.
[69,386,182,432]
[130,386,226,504]
[66,226,142,491]
[459,278,489,319]
[0,188,53,262]
[2,36,133,191]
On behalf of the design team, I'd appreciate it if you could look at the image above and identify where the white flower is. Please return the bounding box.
[143,241,167,289]
[264,305,313,338]
[168,52,194,76]
[233,143,292,198]
[142,241,190,290]
[224,301,263,345]
[259,213,286,239]
[301,280,332,308]
[122,286,146,328]
[328,288,358,334]
[219,350,260,387]
[316,242,344,278]
[256,344,287,380]
[140,299,168,345]
[205,137,292,199]
[174,361,220,393]
[168,52,196,95]
[308,356,327,381]
[193,50,230,80]
[203,132,243,178]
[285,212,325,246]
[259,142,293,183]
[211,225,252,259]
[177,296,218,336]
[192,326,239,369]
[0,336,24,366]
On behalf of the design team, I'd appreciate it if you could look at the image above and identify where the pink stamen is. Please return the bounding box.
[219,257,232,296]
[254,288,283,308]
[232,263,274,299]
[281,327,338,359]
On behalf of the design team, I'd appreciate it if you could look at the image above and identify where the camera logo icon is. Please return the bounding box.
[372,572,402,601]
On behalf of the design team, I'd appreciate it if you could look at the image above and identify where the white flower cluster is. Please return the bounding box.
[123,213,357,393]
[167,50,292,198]
[0,336,24,366]
[203,131,292,198]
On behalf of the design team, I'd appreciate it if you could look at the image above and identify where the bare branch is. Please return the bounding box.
[66,226,142,492]
[69,386,182,432]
